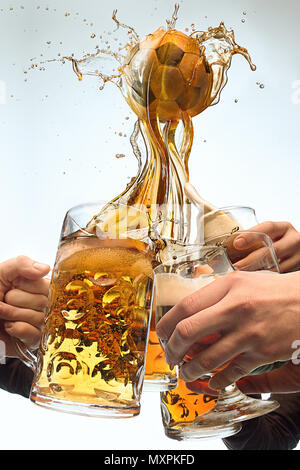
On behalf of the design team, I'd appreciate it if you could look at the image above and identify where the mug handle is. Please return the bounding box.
[13,338,37,372]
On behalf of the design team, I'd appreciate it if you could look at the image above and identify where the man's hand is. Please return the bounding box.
[234,221,300,273]
[0,256,50,358]
[156,270,300,390]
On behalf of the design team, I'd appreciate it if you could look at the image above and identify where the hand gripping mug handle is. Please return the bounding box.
[12,269,52,372]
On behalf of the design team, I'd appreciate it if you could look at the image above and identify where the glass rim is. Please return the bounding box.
[205,229,273,247]
[153,268,232,279]
[153,244,230,270]
[63,201,157,241]
[203,205,256,218]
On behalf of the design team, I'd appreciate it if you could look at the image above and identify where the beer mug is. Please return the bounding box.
[154,244,242,439]
[15,202,156,418]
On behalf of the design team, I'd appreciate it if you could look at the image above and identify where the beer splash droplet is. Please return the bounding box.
[115,154,126,159]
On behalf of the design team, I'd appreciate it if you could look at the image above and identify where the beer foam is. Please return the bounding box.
[155,273,213,306]
[58,237,153,277]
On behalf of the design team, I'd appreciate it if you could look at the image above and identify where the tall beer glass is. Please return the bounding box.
[15,202,155,418]
[154,244,279,432]
[155,245,242,439]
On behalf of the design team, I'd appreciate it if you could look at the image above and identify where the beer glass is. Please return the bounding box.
[205,230,280,272]
[155,245,242,439]
[143,203,204,392]
[154,245,279,434]
[15,202,156,418]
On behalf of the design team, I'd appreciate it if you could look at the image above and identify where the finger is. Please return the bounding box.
[186,379,218,397]
[273,231,300,260]
[156,274,231,342]
[241,221,290,242]
[0,301,45,328]
[4,289,48,311]
[179,332,243,382]
[12,277,50,296]
[0,256,50,292]
[236,361,300,394]
[279,254,300,273]
[163,297,232,367]
[208,355,263,390]
[4,321,42,349]
[233,246,274,271]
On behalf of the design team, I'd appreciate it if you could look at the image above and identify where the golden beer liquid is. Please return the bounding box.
[31,236,154,414]
[144,310,177,388]
[161,377,217,436]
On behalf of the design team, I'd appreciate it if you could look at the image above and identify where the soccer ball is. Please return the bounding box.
[121,28,213,122]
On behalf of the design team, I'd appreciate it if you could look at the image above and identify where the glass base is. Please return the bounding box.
[30,391,140,419]
[143,374,178,392]
[194,384,279,427]
[164,422,242,441]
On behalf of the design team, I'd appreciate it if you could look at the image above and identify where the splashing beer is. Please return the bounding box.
[51,4,256,408]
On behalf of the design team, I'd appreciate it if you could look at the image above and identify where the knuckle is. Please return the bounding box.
[4,289,16,305]
[176,318,194,342]
[238,295,256,313]
[0,301,15,319]
[15,255,30,266]
[227,270,244,285]
[198,355,217,372]
[179,295,196,316]
[262,221,276,235]
[247,324,264,344]
[36,295,48,310]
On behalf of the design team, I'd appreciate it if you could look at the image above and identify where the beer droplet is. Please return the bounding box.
[234,98,238,103]
[115,154,125,159]
[90,34,96,39]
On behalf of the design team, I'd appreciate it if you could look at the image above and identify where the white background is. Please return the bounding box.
[0,0,299,450]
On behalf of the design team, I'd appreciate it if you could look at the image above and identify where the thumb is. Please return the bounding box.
[0,256,50,299]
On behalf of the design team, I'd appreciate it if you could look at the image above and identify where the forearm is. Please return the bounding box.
[0,358,33,398]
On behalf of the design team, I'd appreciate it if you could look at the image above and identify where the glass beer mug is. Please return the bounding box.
[15,202,156,418]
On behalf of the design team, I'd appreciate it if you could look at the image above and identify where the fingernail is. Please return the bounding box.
[33,262,49,272]
[234,237,247,249]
